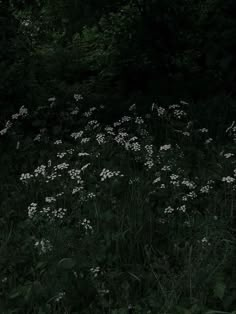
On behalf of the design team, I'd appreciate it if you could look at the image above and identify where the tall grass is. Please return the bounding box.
[0,96,235,313]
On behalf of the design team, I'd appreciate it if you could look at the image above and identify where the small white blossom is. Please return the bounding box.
[164,206,174,214]
[160,144,171,151]
[222,176,235,183]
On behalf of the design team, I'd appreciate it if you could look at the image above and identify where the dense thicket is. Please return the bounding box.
[1,0,236,122]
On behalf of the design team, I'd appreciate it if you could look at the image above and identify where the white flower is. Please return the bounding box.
[135,117,144,124]
[224,153,234,159]
[160,144,171,151]
[55,291,65,302]
[177,205,186,213]
[74,94,83,101]
[71,131,84,139]
[152,177,161,184]
[96,133,106,144]
[164,206,174,214]
[54,140,62,145]
[78,152,90,157]
[45,196,56,203]
[205,138,213,144]
[35,238,53,254]
[199,128,208,133]
[144,159,154,169]
[28,203,37,218]
[157,106,166,117]
[129,104,136,111]
[222,176,235,183]
[20,172,33,182]
[48,97,56,102]
[81,137,90,144]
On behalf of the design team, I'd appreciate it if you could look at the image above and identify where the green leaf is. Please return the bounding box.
[58,258,76,270]
[214,282,226,300]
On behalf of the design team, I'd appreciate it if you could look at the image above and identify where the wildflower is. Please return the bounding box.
[129,104,136,111]
[54,140,62,145]
[205,138,213,144]
[45,196,56,203]
[74,94,83,101]
[34,238,53,254]
[71,131,84,139]
[222,176,235,183]
[28,203,37,218]
[48,97,56,102]
[164,206,174,214]
[55,291,65,302]
[224,153,234,159]
[96,133,106,144]
[199,128,208,133]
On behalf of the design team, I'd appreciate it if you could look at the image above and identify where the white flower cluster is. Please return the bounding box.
[20,172,34,183]
[54,140,62,145]
[173,109,187,119]
[34,165,47,177]
[87,192,96,199]
[222,176,235,183]
[87,120,100,130]
[45,196,56,203]
[81,137,90,144]
[72,186,84,194]
[105,126,115,135]
[83,107,96,118]
[205,138,213,144]
[164,206,174,214]
[182,191,197,201]
[200,185,211,194]
[161,165,171,172]
[71,131,84,139]
[198,128,208,133]
[71,106,79,115]
[68,169,82,180]
[96,133,106,145]
[125,141,141,152]
[114,132,129,145]
[74,93,83,101]
[224,153,234,159]
[34,238,53,254]
[135,117,144,124]
[182,179,196,189]
[170,174,180,187]
[100,168,124,181]
[53,163,69,171]
[55,291,66,302]
[78,152,90,157]
[28,202,37,218]
[145,144,153,157]
[169,104,180,110]
[0,120,12,135]
[80,218,93,233]
[57,152,67,159]
[160,144,171,151]
[177,205,186,213]
[144,159,154,170]
[90,266,100,278]
[201,237,211,247]
[121,116,132,123]
[11,105,28,120]
[51,208,67,219]
[157,106,166,117]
